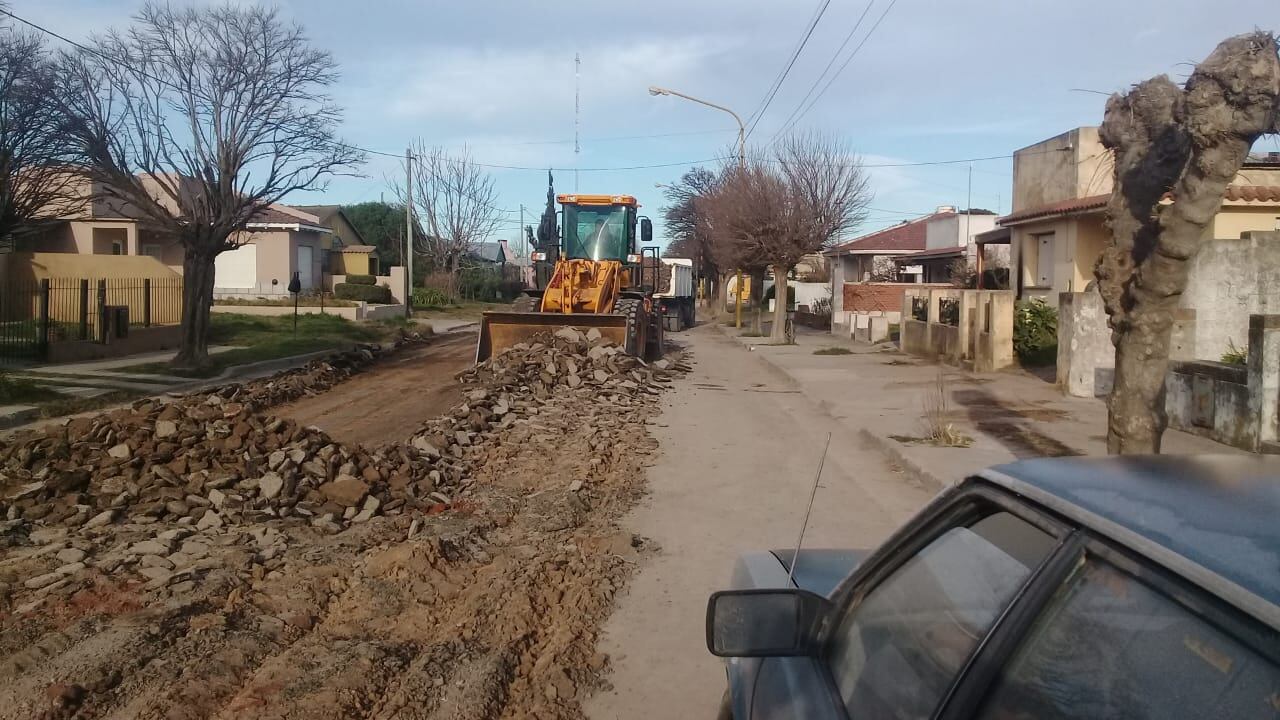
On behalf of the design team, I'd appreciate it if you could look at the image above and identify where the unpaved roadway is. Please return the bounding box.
[274,330,475,447]
[584,322,935,719]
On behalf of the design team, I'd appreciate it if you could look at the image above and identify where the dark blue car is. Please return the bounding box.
[707,455,1280,719]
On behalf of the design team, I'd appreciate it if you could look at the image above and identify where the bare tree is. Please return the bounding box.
[0,27,79,246]
[708,134,870,341]
[406,144,504,299]
[661,166,721,305]
[54,3,362,367]
[1095,32,1280,453]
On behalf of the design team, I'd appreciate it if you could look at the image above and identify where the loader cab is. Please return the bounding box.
[556,194,653,263]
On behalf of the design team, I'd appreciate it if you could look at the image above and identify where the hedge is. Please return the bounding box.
[334,282,392,303]
[345,274,376,286]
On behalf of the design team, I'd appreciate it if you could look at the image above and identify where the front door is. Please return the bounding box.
[297,245,314,290]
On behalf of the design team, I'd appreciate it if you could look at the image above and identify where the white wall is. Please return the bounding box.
[925,213,999,252]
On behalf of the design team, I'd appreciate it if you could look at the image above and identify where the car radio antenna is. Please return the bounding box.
[787,432,831,586]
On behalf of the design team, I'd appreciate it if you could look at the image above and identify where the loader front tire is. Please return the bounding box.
[613,297,643,356]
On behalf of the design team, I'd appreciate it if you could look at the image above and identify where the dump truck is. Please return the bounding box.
[652,257,695,331]
[476,193,665,362]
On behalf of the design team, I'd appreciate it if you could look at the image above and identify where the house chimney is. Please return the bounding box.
[935,205,957,214]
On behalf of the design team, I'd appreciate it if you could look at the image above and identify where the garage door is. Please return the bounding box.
[215,244,257,290]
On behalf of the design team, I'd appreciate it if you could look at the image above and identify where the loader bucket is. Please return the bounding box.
[475,311,630,363]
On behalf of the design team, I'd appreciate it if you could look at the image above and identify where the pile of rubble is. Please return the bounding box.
[0,328,684,608]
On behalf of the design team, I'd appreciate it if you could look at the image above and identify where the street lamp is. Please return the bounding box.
[648,86,747,327]
[647,86,745,170]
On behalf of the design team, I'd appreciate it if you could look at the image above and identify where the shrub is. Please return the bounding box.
[345,274,376,286]
[1013,299,1058,366]
[334,282,392,303]
[1221,340,1247,366]
[412,287,451,309]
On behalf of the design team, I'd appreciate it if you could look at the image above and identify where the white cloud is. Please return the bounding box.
[389,36,739,126]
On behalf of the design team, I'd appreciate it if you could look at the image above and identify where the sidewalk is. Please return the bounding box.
[717,322,1242,489]
[12,345,243,397]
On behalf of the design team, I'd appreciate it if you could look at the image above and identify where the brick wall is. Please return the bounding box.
[843,282,951,313]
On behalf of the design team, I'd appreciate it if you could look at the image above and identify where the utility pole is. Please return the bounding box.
[405,148,413,318]
[574,53,581,192]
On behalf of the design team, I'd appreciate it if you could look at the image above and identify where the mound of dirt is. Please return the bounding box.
[0,328,689,719]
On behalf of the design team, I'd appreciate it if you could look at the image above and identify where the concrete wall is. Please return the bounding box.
[1181,232,1280,361]
[899,287,1013,370]
[47,324,183,364]
[211,303,405,322]
[216,229,325,295]
[1011,127,1111,212]
[4,252,179,283]
[1213,205,1280,239]
[925,213,998,255]
[1057,290,1113,397]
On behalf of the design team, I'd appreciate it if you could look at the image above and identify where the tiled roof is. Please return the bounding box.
[247,204,325,226]
[1223,185,1280,202]
[999,194,1107,226]
[826,212,950,255]
[339,244,377,253]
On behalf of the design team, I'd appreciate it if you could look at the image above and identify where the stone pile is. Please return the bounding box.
[0,327,686,603]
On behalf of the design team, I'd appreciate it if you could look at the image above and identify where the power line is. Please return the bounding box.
[771,0,899,141]
[769,0,876,142]
[744,0,833,140]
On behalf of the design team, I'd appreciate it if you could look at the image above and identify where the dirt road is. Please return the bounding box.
[583,323,935,719]
[274,331,476,447]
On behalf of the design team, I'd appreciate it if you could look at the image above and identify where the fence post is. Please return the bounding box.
[97,279,107,343]
[144,278,152,327]
[79,279,89,340]
[38,279,50,361]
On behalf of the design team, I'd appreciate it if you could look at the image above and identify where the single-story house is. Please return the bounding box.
[292,204,380,276]
[211,205,333,295]
[999,128,1280,306]
[467,241,514,266]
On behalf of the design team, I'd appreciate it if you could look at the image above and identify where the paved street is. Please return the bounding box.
[584,322,934,719]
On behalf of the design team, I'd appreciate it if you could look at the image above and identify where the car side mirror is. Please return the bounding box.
[640,217,653,245]
[706,589,830,658]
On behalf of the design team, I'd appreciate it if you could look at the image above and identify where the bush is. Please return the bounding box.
[345,274,376,286]
[412,287,451,309]
[1221,340,1247,366]
[1013,299,1058,366]
[334,282,392,303]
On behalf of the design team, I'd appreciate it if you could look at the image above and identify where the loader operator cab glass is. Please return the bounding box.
[565,205,628,262]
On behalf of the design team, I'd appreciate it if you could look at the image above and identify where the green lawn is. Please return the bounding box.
[123,312,392,378]
[0,372,62,405]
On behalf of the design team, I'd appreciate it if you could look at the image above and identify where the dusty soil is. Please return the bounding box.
[0,331,684,720]
[274,331,476,448]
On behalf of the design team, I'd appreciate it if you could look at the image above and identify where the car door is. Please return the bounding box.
[746,487,1067,720]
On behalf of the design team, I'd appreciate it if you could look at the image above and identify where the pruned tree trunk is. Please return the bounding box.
[771,266,790,342]
[1096,32,1280,454]
[749,268,765,335]
[174,247,217,368]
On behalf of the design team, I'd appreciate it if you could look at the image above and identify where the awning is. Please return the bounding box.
[974,227,1011,245]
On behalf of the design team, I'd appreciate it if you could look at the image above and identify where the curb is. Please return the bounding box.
[0,405,39,430]
[719,324,949,493]
[167,348,349,395]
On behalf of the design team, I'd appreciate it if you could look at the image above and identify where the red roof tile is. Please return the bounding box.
[1224,185,1280,202]
[999,194,1107,226]
[826,212,951,255]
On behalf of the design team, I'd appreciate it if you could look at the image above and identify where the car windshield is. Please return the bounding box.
[564,205,627,261]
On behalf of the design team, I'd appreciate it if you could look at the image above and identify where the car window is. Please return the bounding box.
[975,557,1280,720]
[827,511,1055,720]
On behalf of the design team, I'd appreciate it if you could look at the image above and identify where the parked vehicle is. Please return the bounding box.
[654,257,695,331]
[707,455,1280,719]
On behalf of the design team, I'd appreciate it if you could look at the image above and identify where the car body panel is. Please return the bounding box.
[980,455,1280,630]
[769,549,869,598]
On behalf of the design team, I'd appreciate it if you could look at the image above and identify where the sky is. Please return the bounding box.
[14,0,1280,250]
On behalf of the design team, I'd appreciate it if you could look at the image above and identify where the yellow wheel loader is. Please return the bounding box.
[476,193,665,362]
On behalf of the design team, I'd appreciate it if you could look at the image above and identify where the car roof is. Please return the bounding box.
[978,455,1280,627]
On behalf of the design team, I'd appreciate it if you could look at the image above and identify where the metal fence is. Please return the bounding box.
[0,277,183,363]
